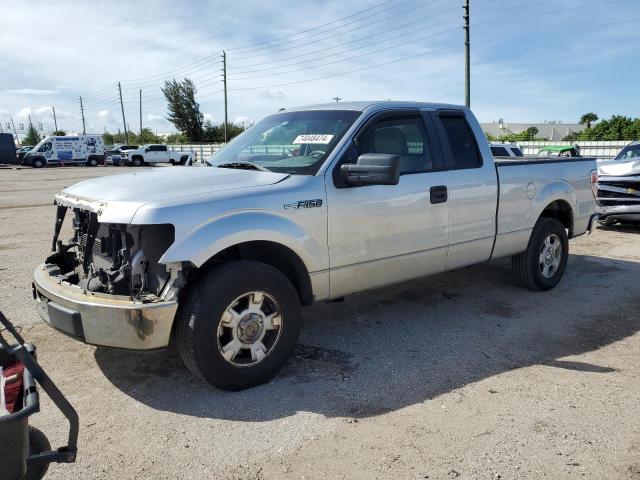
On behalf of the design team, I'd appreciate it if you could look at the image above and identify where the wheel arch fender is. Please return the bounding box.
[159,211,325,273]
[531,180,576,235]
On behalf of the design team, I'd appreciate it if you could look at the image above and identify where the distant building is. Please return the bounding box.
[481,122,586,141]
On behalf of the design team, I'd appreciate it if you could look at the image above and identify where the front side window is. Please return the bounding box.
[491,146,509,157]
[439,117,481,169]
[614,143,640,161]
[206,110,361,175]
[356,116,432,173]
[38,142,52,152]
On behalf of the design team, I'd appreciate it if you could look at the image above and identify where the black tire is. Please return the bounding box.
[23,426,51,480]
[176,260,302,390]
[86,156,98,167]
[512,217,569,291]
[32,158,45,168]
[132,157,143,167]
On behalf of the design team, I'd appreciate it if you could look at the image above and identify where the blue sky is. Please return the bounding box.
[0,0,638,135]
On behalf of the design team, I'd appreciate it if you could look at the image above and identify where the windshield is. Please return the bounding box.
[206,110,361,174]
[614,143,640,161]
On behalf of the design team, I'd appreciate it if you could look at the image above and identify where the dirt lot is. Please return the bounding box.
[1,166,639,479]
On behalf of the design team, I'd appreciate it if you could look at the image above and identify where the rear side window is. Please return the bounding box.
[158,145,167,152]
[491,146,509,157]
[439,117,481,169]
[510,147,523,156]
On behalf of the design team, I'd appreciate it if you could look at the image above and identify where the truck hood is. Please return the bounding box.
[598,159,640,177]
[55,167,289,223]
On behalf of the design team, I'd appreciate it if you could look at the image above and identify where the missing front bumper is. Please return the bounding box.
[32,264,177,350]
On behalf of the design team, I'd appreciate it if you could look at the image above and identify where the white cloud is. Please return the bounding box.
[2,89,59,95]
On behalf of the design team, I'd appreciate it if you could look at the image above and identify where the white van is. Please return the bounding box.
[22,135,105,168]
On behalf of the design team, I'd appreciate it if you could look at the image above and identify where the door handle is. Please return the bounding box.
[430,185,448,204]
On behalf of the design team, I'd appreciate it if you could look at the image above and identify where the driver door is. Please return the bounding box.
[325,111,450,298]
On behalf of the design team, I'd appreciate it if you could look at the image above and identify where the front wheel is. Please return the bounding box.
[512,217,569,291]
[131,157,143,167]
[32,157,45,168]
[176,260,302,390]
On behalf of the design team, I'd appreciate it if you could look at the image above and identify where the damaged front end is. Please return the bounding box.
[32,200,184,350]
[46,206,176,298]
[597,158,640,223]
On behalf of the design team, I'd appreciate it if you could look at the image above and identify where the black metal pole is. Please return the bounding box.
[464,0,470,108]
[79,97,86,135]
[117,82,128,143]
[223,51,228,143]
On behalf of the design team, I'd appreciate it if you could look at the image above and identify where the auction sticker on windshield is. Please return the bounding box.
[293,134,334,144]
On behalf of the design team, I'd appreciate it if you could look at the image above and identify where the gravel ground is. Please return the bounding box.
[1,166,639,480]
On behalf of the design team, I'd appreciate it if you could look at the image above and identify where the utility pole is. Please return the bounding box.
[52,106,58,131]
[332,96,342,102]
[222,51,228,142]
[117,82,128,143]
[79,96,86,134]
[139,89,143,136]
[463,0,470,108]
[10,117,18,143]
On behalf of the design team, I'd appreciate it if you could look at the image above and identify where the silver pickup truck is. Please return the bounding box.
[33,101,598,390]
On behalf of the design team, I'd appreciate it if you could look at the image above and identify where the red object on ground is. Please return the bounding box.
[3,361,24,413]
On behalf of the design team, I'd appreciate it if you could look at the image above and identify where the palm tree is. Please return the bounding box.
[579,113,598,129]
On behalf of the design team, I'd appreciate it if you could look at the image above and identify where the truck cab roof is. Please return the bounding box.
[286,101,467,113]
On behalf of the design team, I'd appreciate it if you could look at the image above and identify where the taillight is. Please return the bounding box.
[590,170,598,198]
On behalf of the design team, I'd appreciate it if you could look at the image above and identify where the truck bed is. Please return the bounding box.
[491,156,597,259]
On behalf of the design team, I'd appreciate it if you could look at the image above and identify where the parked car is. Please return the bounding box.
[120,144,193,166]
[0,133,17,164]
[596,140,640,225]
[16,145,34,163]
[104,145,139,166]
[490,142,524,158]
[22,135,105,168]
[32,101,598,390]
[537,145,581,157]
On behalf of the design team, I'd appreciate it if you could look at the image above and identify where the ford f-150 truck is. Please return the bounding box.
[32,101,598,390]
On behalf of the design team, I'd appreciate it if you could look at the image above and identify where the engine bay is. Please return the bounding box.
[45,205,175,299]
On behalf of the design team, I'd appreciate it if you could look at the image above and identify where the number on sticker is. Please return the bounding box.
[292,134,334,144]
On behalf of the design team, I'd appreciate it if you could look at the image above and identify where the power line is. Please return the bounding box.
[226,15,639,92]
[226,5,460,77]
[227,25,459,83]
[229,0,445,65]
[116,0,415,87]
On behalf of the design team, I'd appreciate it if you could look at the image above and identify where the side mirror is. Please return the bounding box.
[340,153,400,186]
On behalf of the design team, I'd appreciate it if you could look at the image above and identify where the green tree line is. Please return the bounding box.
[564,114,640,141]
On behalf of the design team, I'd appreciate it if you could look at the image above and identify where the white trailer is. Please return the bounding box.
[22,135,105,168]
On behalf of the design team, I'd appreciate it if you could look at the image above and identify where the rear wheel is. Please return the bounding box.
[176,260,302,390]
[86,156,98,167]
[512,217,569,291]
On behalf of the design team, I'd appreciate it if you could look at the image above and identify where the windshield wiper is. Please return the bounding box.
[216,161,270,172]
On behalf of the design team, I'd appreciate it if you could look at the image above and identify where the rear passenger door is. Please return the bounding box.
[156,145,169,163]
[431,110,498,269]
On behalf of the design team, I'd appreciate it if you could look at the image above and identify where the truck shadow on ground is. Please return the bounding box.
[94,253,639,421]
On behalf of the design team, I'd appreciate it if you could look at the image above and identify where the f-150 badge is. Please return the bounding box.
[284,199,323,209]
